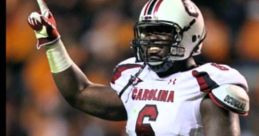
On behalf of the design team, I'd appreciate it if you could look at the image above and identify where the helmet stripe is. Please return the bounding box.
[153,0,163,15]
[144,0,153,15]
[147,0,157,15]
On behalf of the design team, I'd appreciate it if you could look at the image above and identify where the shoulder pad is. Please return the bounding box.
[209,84,249,116]
[116,57,140,66]
[111,57,143,84]
[111,63,143,84]
[195,63,249,91]
[110,57,144,95]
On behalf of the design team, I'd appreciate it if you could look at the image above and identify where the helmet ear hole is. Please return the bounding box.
[192,30,206,56]
[192,35,197,42]
[192,44,200,54]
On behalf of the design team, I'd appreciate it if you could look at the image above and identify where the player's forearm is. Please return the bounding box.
[52,65,89,102]
[45,39,90,101]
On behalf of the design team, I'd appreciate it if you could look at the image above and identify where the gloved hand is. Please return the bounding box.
[27,0,60,49]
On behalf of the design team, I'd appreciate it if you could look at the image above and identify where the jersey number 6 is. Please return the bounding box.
[135,105,158,136]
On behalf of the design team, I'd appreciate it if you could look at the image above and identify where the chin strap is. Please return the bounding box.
[147,57,174,74]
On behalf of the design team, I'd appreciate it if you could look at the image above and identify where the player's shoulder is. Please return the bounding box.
[116,57,141,65]
[193,62,248,91]
[111,57,144,83]
[196,63,250,115]
[113,57,144,71]
[196,62,233,71]
[196,62,242,76]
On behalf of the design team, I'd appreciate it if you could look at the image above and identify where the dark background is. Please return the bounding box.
[6,0,259,135]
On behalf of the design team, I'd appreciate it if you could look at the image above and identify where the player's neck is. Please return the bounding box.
[157,57,197,77]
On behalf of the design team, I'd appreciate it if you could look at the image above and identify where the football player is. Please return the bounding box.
[28,0,250,135]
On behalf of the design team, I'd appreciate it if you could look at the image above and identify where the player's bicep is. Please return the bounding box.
[200,97,240,136]
[74,84,127,121]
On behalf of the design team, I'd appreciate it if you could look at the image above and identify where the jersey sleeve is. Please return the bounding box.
[110,57,143,95]
[193,63,249,115]
[195,63,248,91]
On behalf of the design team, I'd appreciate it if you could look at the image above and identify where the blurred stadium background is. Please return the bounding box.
[6,0,259,136]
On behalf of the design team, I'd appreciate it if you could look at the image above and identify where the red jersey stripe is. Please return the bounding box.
[111,64,142,84]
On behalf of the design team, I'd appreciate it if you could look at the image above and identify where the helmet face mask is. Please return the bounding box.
[131,0,206,73]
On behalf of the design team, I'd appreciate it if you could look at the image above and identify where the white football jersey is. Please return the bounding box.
[110,57,248,136]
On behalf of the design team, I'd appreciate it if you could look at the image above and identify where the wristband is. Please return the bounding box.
[46,40,73,73]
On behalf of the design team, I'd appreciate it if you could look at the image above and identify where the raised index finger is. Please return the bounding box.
[37,0,49,17]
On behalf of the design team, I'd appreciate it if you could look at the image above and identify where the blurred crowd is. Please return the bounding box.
[6,0,259,136]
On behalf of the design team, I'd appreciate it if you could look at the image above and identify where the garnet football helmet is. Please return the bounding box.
[132,0,206,73]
